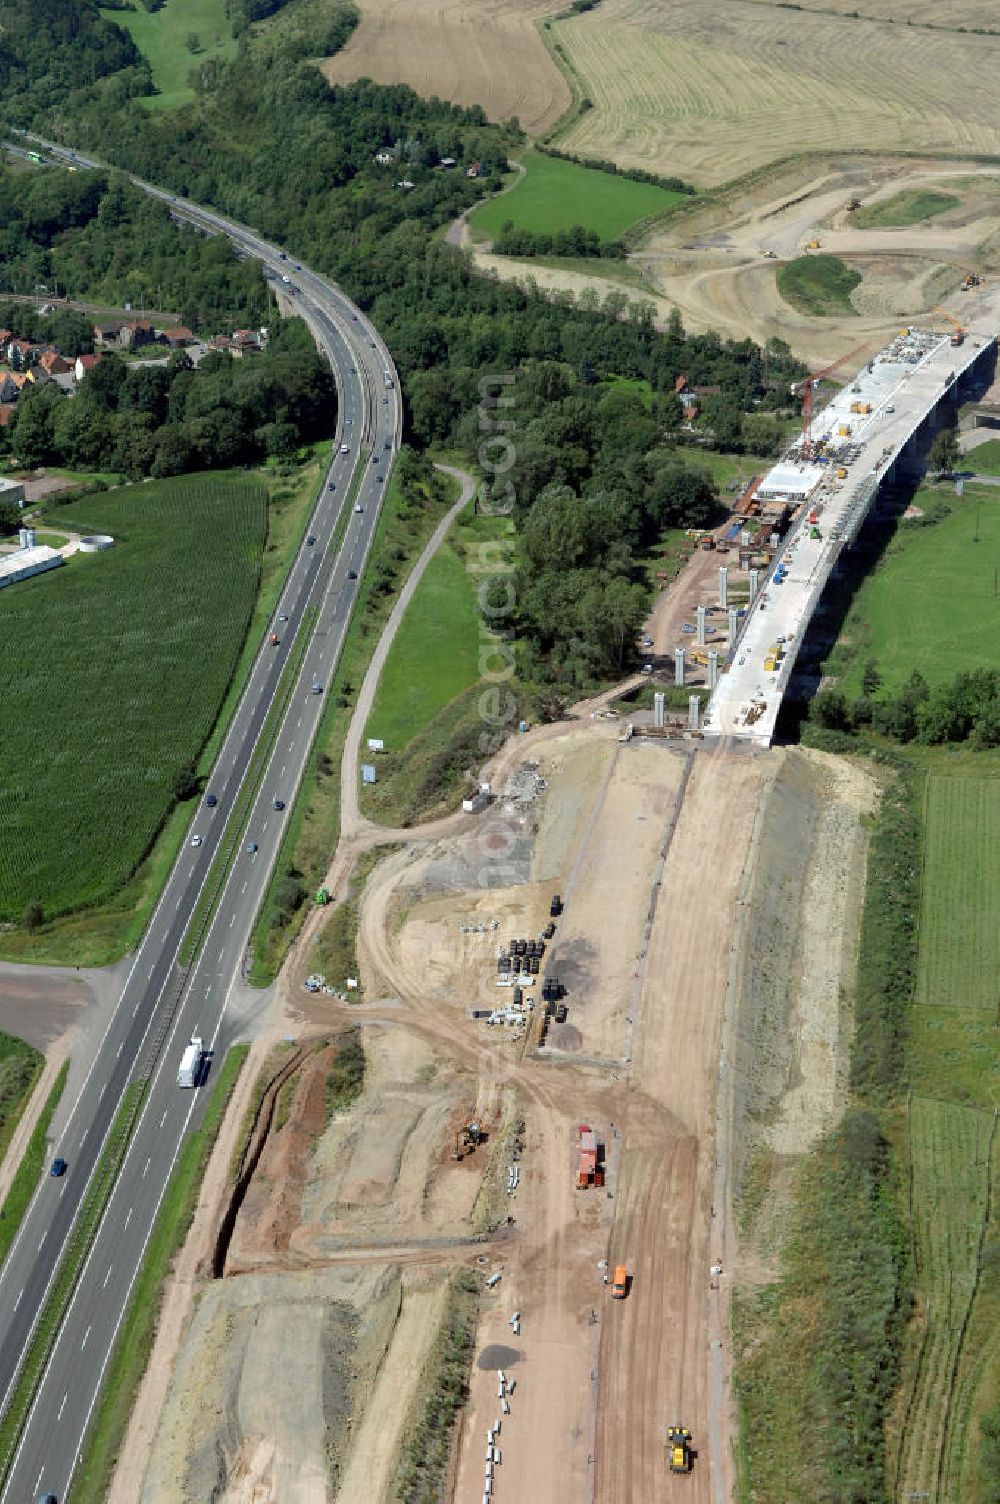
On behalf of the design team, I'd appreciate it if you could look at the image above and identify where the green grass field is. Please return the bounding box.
[836,485,1000,696]
[100,0,238,111]
[363,509,506,754]
[916,775,1000,1012]
[855,189,960,229]
[0,1033,43,1168]
[0,474,266,921]
[470,151,685,242]
[776,254,862,316]
[968,438,1000,476]
[894,1097,994,1502]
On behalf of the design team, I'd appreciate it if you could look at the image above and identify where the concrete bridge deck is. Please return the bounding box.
[702,323,997,745]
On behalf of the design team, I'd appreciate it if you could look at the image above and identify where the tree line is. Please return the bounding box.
[812,666,1000,748]
[493,221,625,260]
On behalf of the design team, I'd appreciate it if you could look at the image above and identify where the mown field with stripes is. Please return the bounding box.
[551,0,1000,185]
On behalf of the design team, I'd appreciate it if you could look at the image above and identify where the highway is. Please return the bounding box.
[0,134,401,1503]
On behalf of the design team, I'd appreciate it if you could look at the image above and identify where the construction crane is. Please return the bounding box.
[792,340,870,458]
[933,306,965,346]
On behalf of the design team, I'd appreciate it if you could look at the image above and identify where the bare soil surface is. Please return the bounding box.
[727,748,876,1269]
[0,956,128,1144]
[467,154,1000,362]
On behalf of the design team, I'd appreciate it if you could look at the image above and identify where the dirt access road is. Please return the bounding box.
[592,742,763,1504]
[346,726,766,1504]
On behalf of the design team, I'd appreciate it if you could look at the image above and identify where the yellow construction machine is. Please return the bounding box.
[667,1426,694,1475]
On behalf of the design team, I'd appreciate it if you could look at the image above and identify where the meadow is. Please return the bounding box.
[363,515,486,754]
[969,439,1000,476]
[776,255,861,317]
[854,189,960,229]
[834,484,1000,696]
[916,776,1000,1013]
[896,768,1000,1502]
[470,151,683,243]
[100,0,238,111]
[893,1098,995,1503]
[360,506,512,825]
[550,0,1000,185]
[0,474,266,922]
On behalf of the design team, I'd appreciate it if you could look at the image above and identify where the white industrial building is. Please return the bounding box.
[0,527,63,590]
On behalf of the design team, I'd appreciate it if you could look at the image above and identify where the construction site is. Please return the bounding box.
[637,318,997,745]
[91,657,880,1504]
[87,298,993,1504]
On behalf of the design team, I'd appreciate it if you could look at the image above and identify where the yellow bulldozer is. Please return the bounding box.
[667,1426,694,1475]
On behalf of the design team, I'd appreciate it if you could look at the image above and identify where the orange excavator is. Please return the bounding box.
[933,306,965,346]
[792,340,870,459]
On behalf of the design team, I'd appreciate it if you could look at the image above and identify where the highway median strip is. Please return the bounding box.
[0,1079,146,1486]
[179,604,318,968]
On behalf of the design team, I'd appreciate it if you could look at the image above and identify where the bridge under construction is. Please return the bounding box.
[701,321,997,745]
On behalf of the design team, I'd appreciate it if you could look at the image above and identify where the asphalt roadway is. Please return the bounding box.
[0,134,401,1504]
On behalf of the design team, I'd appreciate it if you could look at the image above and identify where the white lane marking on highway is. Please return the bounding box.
[230,915,235,928]
[81,1325,91,1349]
[123,1207,132,1231]
[103,1266,113,1289]
[116,1041,124,1058]
[133,999,141,1016]
[142,1157,151,1179]
[160,1110,167,1128]
[241,882,247,894]
[296,718,302,728]
[34,1470,43,1491]
[60,1183,66,1199]
[79,1128,88,1147]
[37,1235,45,1252]
[280,764,286,776]
[12,1289,22,1312]
[57,1392,68,1421]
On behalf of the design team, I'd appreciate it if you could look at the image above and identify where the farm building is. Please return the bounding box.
[0,541,63,591]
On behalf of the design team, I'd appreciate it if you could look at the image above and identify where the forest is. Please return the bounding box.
[0,168,268,331]
[6,318,334,478]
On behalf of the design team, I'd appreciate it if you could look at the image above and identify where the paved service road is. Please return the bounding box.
[0,133,401,1504]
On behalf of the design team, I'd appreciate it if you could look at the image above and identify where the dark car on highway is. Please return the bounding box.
[50,1158,67,1178]
[204,792,218,807]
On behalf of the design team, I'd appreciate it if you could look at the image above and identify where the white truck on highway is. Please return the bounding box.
[177,1035,204,1089]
